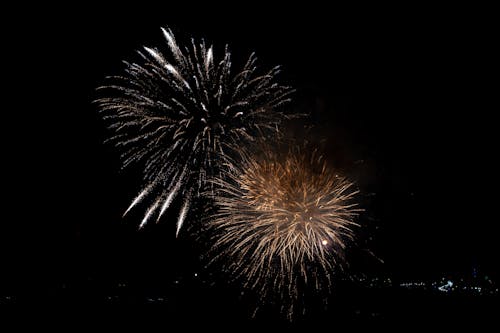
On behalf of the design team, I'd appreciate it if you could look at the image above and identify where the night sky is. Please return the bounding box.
[3,3,497,326]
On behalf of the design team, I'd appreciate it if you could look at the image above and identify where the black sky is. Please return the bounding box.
[3,4,497,306]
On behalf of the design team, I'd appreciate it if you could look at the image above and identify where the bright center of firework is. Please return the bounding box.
[236,154,358,247]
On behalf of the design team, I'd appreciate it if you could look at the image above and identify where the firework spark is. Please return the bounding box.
[207,144,360,317]
[96,27,294,231]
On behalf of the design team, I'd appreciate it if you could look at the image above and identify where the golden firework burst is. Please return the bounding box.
[207,144,360,317]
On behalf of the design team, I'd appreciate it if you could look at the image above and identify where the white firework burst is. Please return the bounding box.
[96,27,294,233]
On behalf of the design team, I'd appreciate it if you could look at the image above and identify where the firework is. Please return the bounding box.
[207,144,360,317]
[96,27,294,233]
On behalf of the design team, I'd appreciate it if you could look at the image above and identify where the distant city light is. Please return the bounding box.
[438,280,453,292]
[350,271,497,296]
